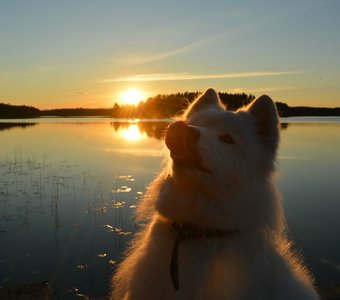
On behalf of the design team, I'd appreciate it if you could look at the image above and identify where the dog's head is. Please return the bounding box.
[166,88,279,185]
[154,89,282,232]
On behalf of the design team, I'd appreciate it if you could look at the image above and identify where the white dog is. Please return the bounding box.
[111,89,319,300]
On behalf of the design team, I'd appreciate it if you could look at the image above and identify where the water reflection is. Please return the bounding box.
[1,117,340,298]
[110,121,168,140]
[120,124,144,142]
[0,123,37,131]
[0,119,167,299]
[0,119,169,141]
[280,123,289,130]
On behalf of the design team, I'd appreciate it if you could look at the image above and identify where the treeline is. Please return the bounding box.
[111,92,255,118]
[49,92,252,118]
[0,92,254,119]
[0,103,40,118]
[276,102,340,117]
[1,92,340,119]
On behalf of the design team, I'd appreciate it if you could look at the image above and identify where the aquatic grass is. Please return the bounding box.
[0,151,140,297]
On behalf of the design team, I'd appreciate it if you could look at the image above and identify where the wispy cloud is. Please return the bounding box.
[118,1,332,66]
[102,71,305,83]
[230,86,299,94]
[119,22,258,65]
[74,91,88,95]
[121,39,210,65]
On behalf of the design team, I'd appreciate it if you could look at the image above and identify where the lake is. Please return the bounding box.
[0,117,340,299]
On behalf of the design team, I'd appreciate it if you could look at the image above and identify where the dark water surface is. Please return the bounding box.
[0,117,339,298]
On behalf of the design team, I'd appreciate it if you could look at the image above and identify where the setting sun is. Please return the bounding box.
[121,89,144,105]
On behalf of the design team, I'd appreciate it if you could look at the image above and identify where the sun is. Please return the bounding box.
[121,89,144,105]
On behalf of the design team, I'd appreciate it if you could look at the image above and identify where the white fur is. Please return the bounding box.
[111,89,319,300]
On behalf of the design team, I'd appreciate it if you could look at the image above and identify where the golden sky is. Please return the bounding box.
[1,0,339,109]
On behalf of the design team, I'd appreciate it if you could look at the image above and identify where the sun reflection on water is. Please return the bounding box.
[120,124,144,142]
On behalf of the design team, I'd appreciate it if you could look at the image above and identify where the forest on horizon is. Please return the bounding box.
[1,91,340,119]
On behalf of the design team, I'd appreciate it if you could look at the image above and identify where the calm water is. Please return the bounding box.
[0,117,339,298]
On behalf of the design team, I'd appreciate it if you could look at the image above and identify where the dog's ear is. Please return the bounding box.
[248,95,279,153]
[184,88,224,118]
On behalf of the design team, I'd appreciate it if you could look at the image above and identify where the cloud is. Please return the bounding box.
[121,39,210,65]
[118,19,264,65]
[74,91,88,95]
[249,86,297,93]
[117,1,333,66]
[120,21,264,65]
[229,86,299,94]
[102,71,305,83]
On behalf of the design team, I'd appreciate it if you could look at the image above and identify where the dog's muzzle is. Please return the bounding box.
[165,121,200,160]
[165,121,211,174]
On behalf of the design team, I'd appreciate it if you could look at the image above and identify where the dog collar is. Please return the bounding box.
[169,222,238,290]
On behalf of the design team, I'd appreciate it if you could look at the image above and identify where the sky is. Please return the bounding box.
[0,0,339,109]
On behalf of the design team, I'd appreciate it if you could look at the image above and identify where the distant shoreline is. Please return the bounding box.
[1,106,340,119]
[275,102,340,117]
[1,115,340,121]
[1,92,340,119]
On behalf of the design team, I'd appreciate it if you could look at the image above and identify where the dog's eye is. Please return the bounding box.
[219,134,235,144]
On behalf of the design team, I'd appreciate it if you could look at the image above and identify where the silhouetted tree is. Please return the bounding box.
[0,103,40,118]
[218,92,255,111]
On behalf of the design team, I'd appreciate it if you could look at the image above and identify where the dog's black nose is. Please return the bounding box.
[165,121,200,158]
[186,126,200,150]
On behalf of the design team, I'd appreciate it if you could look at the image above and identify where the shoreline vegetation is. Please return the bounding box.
[1,92,340,119]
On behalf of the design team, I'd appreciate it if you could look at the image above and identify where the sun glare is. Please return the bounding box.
[121,124,144,142]
[121,89,144,105]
